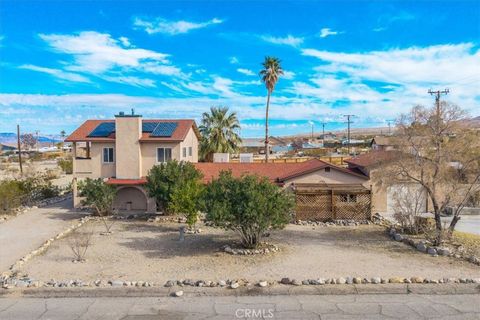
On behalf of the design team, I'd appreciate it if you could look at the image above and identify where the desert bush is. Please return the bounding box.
[146,160,203,214]
[392,185,427,235]
[204,171,294,249]
[77,178,116,216]
[57,157,73,174]
[0,180,25,214]
[19,174,60,205]
[169,178,204,228]
[68,228,93,262]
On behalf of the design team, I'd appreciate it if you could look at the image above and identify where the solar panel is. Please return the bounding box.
[150,122,178,137]
[142,122,159,133]
[88,122,115,137]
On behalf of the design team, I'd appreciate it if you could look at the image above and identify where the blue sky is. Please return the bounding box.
[0,0,479,137]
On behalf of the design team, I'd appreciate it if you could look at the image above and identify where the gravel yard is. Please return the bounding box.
[19,220,480,283]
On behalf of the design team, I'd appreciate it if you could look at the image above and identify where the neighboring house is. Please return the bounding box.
[65,111,200,213]
[370,136,396,151]
[195,159,372,221]
[0,143,17,154]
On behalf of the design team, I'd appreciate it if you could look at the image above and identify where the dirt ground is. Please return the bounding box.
[19,220,480,283]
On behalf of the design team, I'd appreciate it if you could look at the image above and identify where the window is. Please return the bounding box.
[325,167,331,172]
[103,147,114,163]
[340,194,357,203]
[183,147,187,158]
[157,148,172,163]
[188,147,192,156]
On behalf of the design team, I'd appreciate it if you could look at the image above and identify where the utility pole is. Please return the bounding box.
[310,122,314,139]
[17,124,23,175]
[428,89,449,127]
[386,120,395,135]
[343,115,355,155]
[322,122,326,139]
[35,130,39,152]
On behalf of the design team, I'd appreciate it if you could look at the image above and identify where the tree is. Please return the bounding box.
[169,178,204,227]
[199,106,242,162]
[376,102,480,244]
[78,178,116,216]
[260,56,283,162]
[204,171,294,248]
[21,133,36,150]
[145,160,203,214]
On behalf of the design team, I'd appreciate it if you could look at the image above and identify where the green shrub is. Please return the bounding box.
[145,160,203,214]
[0,180,25,214]
[19,174,60,204]
[57,158,73,174]
[78,178,117,216]
[204,171,294,248]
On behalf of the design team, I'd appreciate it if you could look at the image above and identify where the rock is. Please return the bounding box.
[427,248,438,256]
[411,277,424,284]
[15,280,29,287]
[459,278,467,283]
[317,278,326,285]
[394,234,403,241]
[173,290,184,297]
[164,280,175,287]
[218,280,227,287]
[280,278,291,285]
[472,278,480,284]
[416,242,427,253]
[346,277,353,284]
[381,278,388,284]
[230,282,240,289]
[302,280,310,285]
[353,277,362,284]
[308,279,319,285]
[291,279,302,286]
[336,277,346,284]
[437,248,451,256]
[469,256,480,264]
[404,278,412,284]
[371,277,381,284]
[258,281,268,287]
[111,280,124,287]
[389,277,404,284]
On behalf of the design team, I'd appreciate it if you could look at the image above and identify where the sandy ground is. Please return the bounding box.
[19,220,480,283]
[0,159,72,187]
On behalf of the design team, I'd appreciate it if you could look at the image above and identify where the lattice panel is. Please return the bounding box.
[295,192,332,221]
[334,193,371,220]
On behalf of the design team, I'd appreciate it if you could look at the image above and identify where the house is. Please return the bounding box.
[370,136,396,151]
[0,143,17,154]
[195,159,372,221]
[65,111,200,213]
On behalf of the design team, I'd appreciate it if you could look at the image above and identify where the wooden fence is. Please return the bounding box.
[294,187,371,221]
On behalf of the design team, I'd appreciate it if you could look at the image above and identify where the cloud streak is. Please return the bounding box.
[133,16,223,35]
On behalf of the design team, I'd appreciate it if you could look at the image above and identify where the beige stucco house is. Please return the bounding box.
[65,111,200,213]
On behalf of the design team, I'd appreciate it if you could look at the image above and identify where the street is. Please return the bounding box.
[0,294,479,320]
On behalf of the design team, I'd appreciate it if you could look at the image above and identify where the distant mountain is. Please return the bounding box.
[0,132,62,144]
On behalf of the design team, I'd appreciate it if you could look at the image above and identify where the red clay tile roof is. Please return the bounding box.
[194,159,367,184]
[344,150,399,168]
[65,119,199,142]
[105,178,147,185]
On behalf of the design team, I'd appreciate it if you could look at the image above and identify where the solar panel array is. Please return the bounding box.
[87,121,178,138]
[87,122,115,137]
[151,122,178,137]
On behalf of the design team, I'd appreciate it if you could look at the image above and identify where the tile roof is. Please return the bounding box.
[344,150,399,168]
[105,178,147,185]
[65,119,199,142]
[194,159,367,184]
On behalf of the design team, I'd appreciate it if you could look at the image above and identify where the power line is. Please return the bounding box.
[428,88,449,132]
[343,114,355,155]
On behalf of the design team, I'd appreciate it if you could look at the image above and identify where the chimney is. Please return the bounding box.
[114,111,142,179]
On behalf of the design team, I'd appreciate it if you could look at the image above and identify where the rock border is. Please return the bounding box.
[2,275,479,290]
[387,227,480,266]
[0,194,72,224]
[1,214,92,284]
[221,243,279,255]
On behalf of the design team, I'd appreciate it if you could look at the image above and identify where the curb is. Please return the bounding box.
[1,283,478,299]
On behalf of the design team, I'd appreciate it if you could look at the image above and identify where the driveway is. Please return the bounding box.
[0,199,86,272]
[0,294,479,319]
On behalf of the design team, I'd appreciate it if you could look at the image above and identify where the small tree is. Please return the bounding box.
[391,185,426,234]
[21,133,37,150]
[78,178,116,216]
[204,171,294,248]
[169,179,204,228]
[69,228,93,262]
[145,160,203,213]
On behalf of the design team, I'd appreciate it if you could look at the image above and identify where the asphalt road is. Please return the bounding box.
[1,294,479,320]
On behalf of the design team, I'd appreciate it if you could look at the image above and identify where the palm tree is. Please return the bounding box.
[199,106,242,162]
[260,56,283,162]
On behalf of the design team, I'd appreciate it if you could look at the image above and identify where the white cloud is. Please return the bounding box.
[237,68,255,76]
[19,64,91,83]
[101,75,156,88]
[319,28,342,38]
[118,36,132,47]
[260,34,304,47]
[229,56,239,64]
[282,70,295,80]
[39,31,170,74]
[133,17,223,35]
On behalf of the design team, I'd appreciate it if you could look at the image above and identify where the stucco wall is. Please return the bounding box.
[179,127,199,163]
[284,168,368,187]
[90,142,116,178]
[115,116,142,179]
[141,142,181,176]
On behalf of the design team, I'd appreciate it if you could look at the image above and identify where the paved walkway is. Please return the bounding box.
[0,294,479,319]
[0,199,85,272]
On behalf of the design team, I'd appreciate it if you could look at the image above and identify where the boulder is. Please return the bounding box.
[410,277,424,284]
[427,248,438,256]
[280,278,291,285]
[416,242,427,253]
[394,234,403,241]
[388,277,404,284]
[437,247,451,256]
[110,280,123,287]
[291,279,302,286]
[258,281,268,287]
[164,280,175,288]
[336,277,346,284]
[371,277,381,284]
[173,290,184,297]
[230,282,240,289]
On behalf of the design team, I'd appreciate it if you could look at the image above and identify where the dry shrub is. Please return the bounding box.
[68,228,93,262]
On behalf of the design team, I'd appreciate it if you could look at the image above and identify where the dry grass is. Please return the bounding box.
[452,231,480,257]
